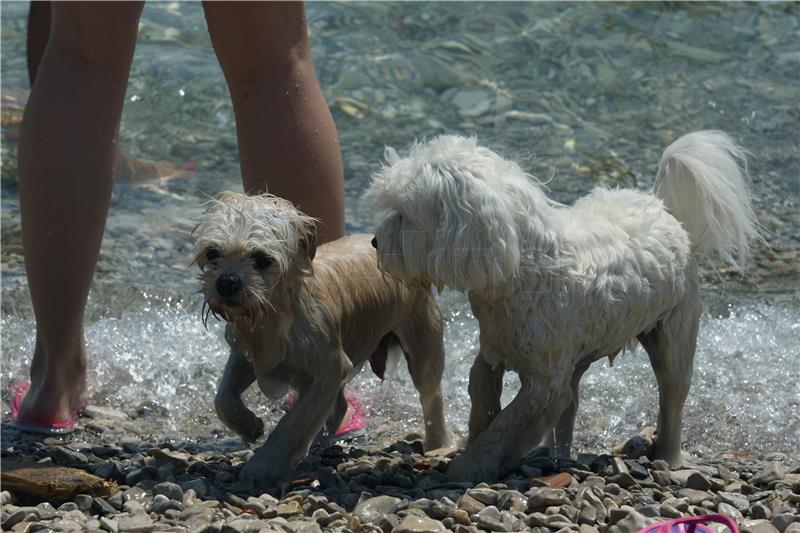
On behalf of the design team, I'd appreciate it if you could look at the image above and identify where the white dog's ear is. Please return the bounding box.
[384,146,400,165]
[430,163,521,290]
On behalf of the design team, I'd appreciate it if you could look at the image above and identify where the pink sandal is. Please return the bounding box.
[282,388,367,441]
[9,380,77,435]
[638,514,739,533]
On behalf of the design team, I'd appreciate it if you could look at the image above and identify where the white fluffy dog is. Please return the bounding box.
[366,131,759,482]
[194,192,449,488]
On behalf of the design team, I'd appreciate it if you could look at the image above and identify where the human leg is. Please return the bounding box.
[17,1,144,426]
[203,1,344,243]
[26,1,50,86]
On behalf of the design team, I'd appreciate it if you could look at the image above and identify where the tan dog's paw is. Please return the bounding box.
[239,418,265,444]
[239,456,288,489]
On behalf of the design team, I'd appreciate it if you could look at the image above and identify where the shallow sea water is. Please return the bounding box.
[1,2,798,456]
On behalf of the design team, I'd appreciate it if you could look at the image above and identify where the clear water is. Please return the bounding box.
[1,2,798,455]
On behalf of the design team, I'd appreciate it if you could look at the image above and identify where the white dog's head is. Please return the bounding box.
[193,192,316,325]
[365,135,532,291]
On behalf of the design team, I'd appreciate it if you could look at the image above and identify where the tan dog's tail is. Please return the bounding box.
[654,130,762,271]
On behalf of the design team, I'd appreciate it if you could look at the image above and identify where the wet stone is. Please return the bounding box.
[742,520,781,533]
[717,502,744,522]
[475,506,511,532]
[458,493,486,515]
[467,487,500,507]
[751,503,772,520]
[526,488,569,510]
[750,463,785,486]
[117,513,153,532]
[48,446,89,466]
[354,495,401,523]
[92,497,119,516]
[771,514,800,533]
[686,472,713,491]
[715,492,750,512]
[677,488,713,505]
[152,481,183,502]
[394,514,448,533]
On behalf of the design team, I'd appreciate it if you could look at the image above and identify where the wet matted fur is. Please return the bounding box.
[194,192,450,488]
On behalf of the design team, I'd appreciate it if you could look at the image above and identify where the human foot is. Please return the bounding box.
[113,152,196,184]
[10,378,85,434]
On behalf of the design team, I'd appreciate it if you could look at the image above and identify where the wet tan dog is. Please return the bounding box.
[193,192,449,488]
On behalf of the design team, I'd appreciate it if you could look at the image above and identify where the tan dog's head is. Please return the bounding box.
[193,192,316,325]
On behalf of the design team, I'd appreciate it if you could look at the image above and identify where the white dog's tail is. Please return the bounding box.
[654,130,760,271]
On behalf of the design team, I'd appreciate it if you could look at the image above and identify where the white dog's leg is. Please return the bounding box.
[466,353,505,444]
[449,371,573,482]
[638,296,700,467]
[240,355,347,488]
[395,303,450,450]
[544,361,590,459]
[215,347,264,443]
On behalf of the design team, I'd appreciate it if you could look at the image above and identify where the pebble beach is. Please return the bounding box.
[2,407,800,533]
[1,2,798,533]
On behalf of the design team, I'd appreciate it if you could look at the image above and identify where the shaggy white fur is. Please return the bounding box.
[365,131,759,482]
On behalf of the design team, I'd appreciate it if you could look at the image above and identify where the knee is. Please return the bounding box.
[49,2,143,71]
[223,46,314,93]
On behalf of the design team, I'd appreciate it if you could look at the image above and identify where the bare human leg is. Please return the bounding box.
[16,1,144,426]
[24,1,192,186]
[203,1,345,244]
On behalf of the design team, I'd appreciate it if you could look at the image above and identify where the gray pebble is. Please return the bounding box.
[751,503,772,520]
[742,520,781,533]
[526,488,570,510]
[354,495,401,523]
[716,492,750,512]
[48,446,89,465]
[750,463,786,486]
[474,506,507,531]
[91,497,119,516]
[394,514,448,533]
[153,481,184,502]
[771,514,800,533]
[717,502,744,522]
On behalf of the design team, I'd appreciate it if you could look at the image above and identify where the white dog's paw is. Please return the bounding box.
[651,446,691,468]
[239,456,288,489]
[447,453,501,483]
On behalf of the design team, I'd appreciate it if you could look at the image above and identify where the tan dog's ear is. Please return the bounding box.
[301,219,317,263]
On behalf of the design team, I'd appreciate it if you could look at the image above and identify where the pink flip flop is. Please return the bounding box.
[638,514,739,533]
[334,390,367,440]
[9,380,77,435]
[282,388,367,441]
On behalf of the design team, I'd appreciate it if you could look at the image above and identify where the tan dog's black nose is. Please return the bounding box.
[371,236,378,249]
[216,273,242,298]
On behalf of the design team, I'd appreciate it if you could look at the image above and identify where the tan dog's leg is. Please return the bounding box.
[240,352,348,488]
[638,296,700,467]
[449,371,573,482]
[467,353,505,444]
[318,388,347,445]
[395,300,450,450]
[215,327,263,442]
[544,361,590,459]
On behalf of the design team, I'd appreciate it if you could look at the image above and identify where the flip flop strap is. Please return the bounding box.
[656,514,739,533]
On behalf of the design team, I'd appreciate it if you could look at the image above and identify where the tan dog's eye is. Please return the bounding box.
[251,252,273,270]
[205,247,221,262]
